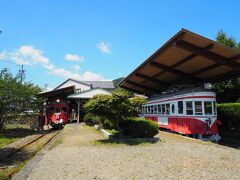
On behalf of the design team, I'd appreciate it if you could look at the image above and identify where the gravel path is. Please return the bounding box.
[15,124,240,180]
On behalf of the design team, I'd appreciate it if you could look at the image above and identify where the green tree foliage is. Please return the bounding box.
[0,68,44,129]
[129,96,147,116]
[83,90,147,132]
[83,94,112,125]
[214,30,240,102]
[217,103,240,131]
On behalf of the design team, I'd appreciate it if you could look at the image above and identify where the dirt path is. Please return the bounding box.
[14,124,240,180]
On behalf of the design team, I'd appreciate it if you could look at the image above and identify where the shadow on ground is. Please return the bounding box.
[96,137,160,146]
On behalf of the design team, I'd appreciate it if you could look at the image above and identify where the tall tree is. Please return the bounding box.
[213,30,240,103]
[0,68,44,129]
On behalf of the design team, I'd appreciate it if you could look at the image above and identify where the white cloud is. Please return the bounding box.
[97,42,111,54]
[0,51,7,60]
[72,65,80,71]
[64,54,84,62]
[0,46,105,81]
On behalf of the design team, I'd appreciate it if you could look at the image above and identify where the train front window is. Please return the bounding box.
[55,107,61,113]
[204,101,212,115]
[195,101,203,115]
[213,102,217,115]
[50,107,55,114]
[61,107,67,112]
[186,101,193,115]
[178,101,183,114]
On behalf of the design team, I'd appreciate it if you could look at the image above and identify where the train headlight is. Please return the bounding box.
[204,83,213,89]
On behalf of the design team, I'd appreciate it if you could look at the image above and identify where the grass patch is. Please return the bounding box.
[0,124,35,148]
[49,137,63,150]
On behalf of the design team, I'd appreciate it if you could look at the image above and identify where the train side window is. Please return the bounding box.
[144,106,147,114]
[166,104,170,114]
[186,101,193,115]
[148,106,151,114]
[194,101,203,115]
[204,101,212,115]
[178,101,183,114]
[154,105,158,114]
[162,104,166,114]
[150,106,154,114]
[157,105,161,114]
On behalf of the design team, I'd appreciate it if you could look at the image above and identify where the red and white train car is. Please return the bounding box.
[141,90,221,138]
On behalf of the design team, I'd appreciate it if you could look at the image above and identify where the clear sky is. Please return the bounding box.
[0,0,240,90]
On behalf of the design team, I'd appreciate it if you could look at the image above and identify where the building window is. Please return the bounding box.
[204,101,212,115]
[194,101,203,115]
[186,101,193,115]
[75,88,81,93]
[178,101,183,114]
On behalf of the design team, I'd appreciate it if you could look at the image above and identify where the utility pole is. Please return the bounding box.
[18,65,25,84]
[44,84,48,92]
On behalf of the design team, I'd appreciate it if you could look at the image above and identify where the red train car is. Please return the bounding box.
[45,99,70,129]
[141,90,221,140]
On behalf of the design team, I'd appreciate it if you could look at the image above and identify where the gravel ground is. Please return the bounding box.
[14,124,240,180]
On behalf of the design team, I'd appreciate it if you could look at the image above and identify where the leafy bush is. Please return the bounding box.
[84,90,146,132]
[83,113,100,126]
[120,117,159,138]
[103,118,116,129]
[217,103,240,131]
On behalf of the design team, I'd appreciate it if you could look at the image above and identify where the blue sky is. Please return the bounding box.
[0,0,240,90]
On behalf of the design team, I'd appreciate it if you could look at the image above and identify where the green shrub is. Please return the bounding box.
[103,118,116,129]
[217,103,240,131]
[120,117,159,138]
[83,113,100,126]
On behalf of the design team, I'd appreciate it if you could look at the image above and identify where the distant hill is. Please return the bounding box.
[113,77,124,89]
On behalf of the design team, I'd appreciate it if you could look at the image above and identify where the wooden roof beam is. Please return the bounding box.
[135,73,170,86]
[125,80,159,93]
[150,61,204,82]
[120,85,145,95]
[175,40,240,71]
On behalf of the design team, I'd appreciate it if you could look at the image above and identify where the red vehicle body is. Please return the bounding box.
[142,90,221,139]
[46,99,69,129]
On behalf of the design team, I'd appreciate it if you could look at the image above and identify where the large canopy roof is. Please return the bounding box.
[120,28,240,96]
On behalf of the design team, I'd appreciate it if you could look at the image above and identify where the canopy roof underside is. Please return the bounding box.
[119,28,240,96]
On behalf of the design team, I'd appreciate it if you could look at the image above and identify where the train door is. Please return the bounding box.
[169,101,177,131]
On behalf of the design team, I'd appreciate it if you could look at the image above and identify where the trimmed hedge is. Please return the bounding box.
[83,113,100,126]
[217,103,240,131]
[120,117,159,138]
